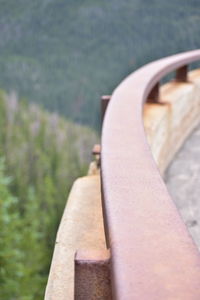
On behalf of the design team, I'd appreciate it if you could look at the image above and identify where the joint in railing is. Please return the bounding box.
[175,65,188,82]
[74,249,111,300]
[101,95,111,122]
[147,82,160,103]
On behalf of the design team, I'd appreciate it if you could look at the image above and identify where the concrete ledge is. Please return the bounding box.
[144,69,200,173]
[45,175,106,299]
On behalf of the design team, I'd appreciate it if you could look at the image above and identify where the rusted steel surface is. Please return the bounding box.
[175,64,188,82]
[101,50,200,299]
[147,82,160,103]
[74,249,112,300]
[101,95,111,122]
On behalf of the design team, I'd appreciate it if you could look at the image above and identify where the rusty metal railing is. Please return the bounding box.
[101,50,200,299]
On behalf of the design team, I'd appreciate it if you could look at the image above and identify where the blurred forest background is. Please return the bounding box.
[0,0,200,299]
[0,91,97,299]
[0,0,200,128]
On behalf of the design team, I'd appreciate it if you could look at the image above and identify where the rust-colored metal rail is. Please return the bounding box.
[101,50,200,299]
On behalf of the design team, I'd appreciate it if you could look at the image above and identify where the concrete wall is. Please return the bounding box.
[144,69,200,173]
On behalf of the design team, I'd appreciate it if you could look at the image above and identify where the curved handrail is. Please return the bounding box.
[101,50,200,299]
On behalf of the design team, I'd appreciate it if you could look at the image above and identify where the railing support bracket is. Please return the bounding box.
[74,249,112,300]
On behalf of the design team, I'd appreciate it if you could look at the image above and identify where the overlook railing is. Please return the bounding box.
[101,50,200,299]
[46,50,200,300]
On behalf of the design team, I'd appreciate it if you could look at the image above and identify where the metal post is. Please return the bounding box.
[147,82,160,103]
[175,65,188,82]
[101,95,111,122]
[74,249,112,300]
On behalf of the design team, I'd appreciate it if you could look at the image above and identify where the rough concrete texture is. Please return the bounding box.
[165,123,200,250]
[144,70,200,174]
[45,175,106,300]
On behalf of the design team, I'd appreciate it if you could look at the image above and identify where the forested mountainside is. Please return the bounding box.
[0,90,97,299]
[0,0,200,128]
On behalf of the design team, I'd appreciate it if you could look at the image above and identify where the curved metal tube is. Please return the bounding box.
[101,50,200,299]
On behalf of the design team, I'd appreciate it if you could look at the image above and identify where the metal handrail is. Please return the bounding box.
[101,50,200,299]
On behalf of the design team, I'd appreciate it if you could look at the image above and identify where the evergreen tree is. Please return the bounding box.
[0,91,97,299]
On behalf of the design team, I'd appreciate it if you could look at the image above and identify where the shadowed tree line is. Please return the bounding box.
[0,0,200,128]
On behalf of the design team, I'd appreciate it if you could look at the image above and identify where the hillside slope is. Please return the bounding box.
[0,0,200,127]
[0,90,97,299]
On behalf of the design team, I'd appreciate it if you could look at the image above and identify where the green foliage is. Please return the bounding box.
[0,0,200,128]
[0,159,45,300]
[0,91,97,299]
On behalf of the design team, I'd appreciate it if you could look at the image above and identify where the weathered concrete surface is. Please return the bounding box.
[165,124,200,250]
[45,175,106,300]
[144,69,200,250]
